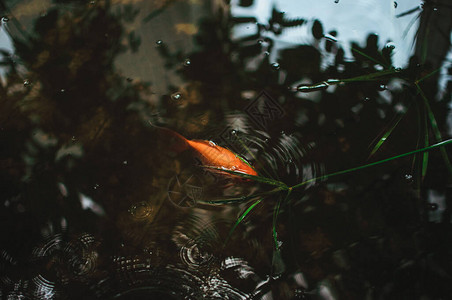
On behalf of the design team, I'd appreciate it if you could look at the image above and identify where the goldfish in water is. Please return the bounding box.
[157,126,258,177]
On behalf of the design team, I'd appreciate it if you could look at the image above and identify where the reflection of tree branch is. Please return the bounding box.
[142,0,176,23]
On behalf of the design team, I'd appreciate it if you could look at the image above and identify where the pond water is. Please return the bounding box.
[1,0,452,299]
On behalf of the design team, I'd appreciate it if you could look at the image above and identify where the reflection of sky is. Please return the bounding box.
[231,0,421,68]
[0,21,15,83]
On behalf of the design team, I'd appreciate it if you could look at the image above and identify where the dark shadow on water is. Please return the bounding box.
[0,0,452,299]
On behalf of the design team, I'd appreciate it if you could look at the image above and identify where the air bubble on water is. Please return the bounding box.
[93,184,100,190]
[271,63,280,70]
[385,42,395,50]
[123,160,128,165]
[264,138,269,143]
[393,2,397,8]
[364,97,370,101]
[427,203,438,211]
[231,130,237,135]
[60,89,65,93]
[171,92,182,101]
[264,51,270,56]
[183,58,191,66]
[280,131,285,135]
[404,174,413,181]
[379,84,387,91]
[58,183,68,197]
[258,40,264,44]
[375,65,384,71]
[208,141,217,146]
[23,79,30,86]
[156,40,163,46]
[1,16,9,22]
[71,136,76,142]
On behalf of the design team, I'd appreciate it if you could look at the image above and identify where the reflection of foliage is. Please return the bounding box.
[0,2,162,297]
[1,1,451,299]
[156,4,452,298]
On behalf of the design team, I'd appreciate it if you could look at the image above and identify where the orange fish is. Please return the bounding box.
[157,126,258,177]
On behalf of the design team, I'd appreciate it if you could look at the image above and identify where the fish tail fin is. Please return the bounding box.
[150,122,190,153]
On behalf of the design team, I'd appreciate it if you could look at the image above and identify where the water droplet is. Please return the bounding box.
[264,138,269,143]
[324,34,338,43]
[395,67,402,72]
[208,141,217,146]
[393,2,398,8]
[280,130,285,135]
[2,16,9,23]
[171,92,182,101]
[427,203,438,211]
[231,130,237,135]
[404,174,413,181]
[364,97,370,101]
[156,40,163,46]
[129,201,152,219]
[183,58,191,66]
[93,184,100,190]
[60,89,66,93]
[385,42,395,50]
[123,160,128,165]
[71,136,76,142]
[23,79,30,86]
[257,39,264,44]
[375,64,384,71]
[378,84,387,91]
[271,63,280,70]
[264,51,270,56]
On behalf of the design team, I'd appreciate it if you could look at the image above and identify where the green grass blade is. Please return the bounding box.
[351,47,390,68]
[290,139,452,190]
[422,107,429,179]
[272,189,292,251]
[415,67,441,84]
[234,133,278,182]
[297,69,399,92]
[201,166,288,188]
[225,198,262,245]
[369,112,406,158]
[415,83,452,175]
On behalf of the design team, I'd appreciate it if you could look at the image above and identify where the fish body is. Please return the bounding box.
[159,127,258,177]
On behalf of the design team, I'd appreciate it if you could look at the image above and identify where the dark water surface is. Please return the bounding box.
[1,0,452,299]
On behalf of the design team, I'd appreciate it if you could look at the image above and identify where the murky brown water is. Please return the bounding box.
[1,0,452,299]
